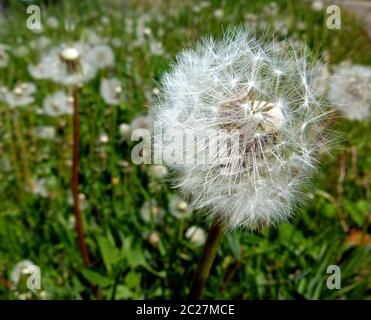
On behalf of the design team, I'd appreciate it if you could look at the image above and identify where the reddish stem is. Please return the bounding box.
[0,275,12,288]
[72,87,91,267]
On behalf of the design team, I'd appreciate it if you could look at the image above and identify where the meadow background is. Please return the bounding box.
[0,0,370,299]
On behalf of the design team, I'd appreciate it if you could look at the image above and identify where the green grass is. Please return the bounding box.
[0,0,370,299]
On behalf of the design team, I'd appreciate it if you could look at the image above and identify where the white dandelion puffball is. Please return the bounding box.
[30,43,96,85]
[28,178,49,198]
[35,126,56,140]
[119,123,131,141]
[0,46,9,68]
[2,83,36,108]
[131,114,151,131]
[328,64,371,120]
[100,78,123,105]
[140,199,165,224]
[28,62,50,79]
[169,195,191,219]
[153,29,332,230]
[46,16,59,29]
[185,226,207,246]
[41,91,74,116]
[86,44,114,69]
[149,164,168,179]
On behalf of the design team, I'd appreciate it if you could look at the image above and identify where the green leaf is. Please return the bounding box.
[81,269,114,288]
[124,271,141,289]
[227,233,241,260]
[115,285,134,299]
[125,245,166,278]
[97,235,121,274]
[126,246,146,269]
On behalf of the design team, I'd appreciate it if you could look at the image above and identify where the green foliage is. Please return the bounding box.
[0,0,370,299]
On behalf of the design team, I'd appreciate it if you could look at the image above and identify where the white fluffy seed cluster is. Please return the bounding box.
[28,43,114,86]
[153,29,332,231]
[328,64,371,120]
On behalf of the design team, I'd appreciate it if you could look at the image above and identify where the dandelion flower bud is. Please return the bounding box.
[153,28,333,230]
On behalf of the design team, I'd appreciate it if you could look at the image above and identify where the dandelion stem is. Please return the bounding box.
[188,220,224,300]
[3,107,24,196]
[72,87,91,267]
[11,110,33,190]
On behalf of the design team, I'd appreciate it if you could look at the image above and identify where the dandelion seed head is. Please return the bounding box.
[169,195,191,219]
[150,164,168,179]
[86,44,114,69]
[328,63,371,120]
[2,83,36,108]
[140,200,164,224]
[41,91,74,116]
[185,226,207,245]
[30,43,96,85]
[100,78,122,105]
[0,46,9,68]
[153,28,333,230]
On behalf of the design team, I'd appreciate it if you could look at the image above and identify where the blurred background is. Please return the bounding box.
[0,0,370,299]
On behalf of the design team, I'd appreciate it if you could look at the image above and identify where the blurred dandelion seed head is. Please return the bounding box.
[328,64,371,120]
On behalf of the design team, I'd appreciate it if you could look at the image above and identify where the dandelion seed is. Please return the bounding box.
[311,61,330,97]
